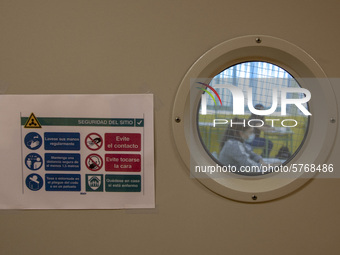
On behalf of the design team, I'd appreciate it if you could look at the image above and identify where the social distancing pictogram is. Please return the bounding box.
[25,153,43,170]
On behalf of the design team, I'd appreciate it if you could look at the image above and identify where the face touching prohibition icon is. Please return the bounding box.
[85,154,103,171]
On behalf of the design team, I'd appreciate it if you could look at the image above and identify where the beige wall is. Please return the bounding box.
[1,1,339,254]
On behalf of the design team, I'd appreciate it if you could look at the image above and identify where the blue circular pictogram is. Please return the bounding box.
[24,132,42,150]
[25,174,44,191]
[25,153,43,171]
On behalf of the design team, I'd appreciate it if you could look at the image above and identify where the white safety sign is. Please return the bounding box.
[0,94,154,209]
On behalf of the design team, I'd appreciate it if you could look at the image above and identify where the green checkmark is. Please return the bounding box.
[135,119,144,127]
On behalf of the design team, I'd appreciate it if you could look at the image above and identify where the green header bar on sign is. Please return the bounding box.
[21,117,142,127]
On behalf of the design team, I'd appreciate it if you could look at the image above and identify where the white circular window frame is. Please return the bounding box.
[172,35,338,202]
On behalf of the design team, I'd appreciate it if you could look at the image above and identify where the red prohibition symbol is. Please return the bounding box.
[85,133,103,151]
[86,154,103,171]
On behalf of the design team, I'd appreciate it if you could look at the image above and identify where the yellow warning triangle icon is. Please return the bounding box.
[24,113,42,128]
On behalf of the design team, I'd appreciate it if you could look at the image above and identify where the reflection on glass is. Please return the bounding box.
[198,62,309,175]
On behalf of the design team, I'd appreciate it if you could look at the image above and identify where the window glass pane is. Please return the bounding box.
[197,61,309,175]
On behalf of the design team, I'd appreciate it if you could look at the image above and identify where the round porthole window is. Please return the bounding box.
[197,61,310,176]
[172,35,337,202]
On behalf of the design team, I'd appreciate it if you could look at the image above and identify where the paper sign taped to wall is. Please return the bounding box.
[0,94,154,209]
